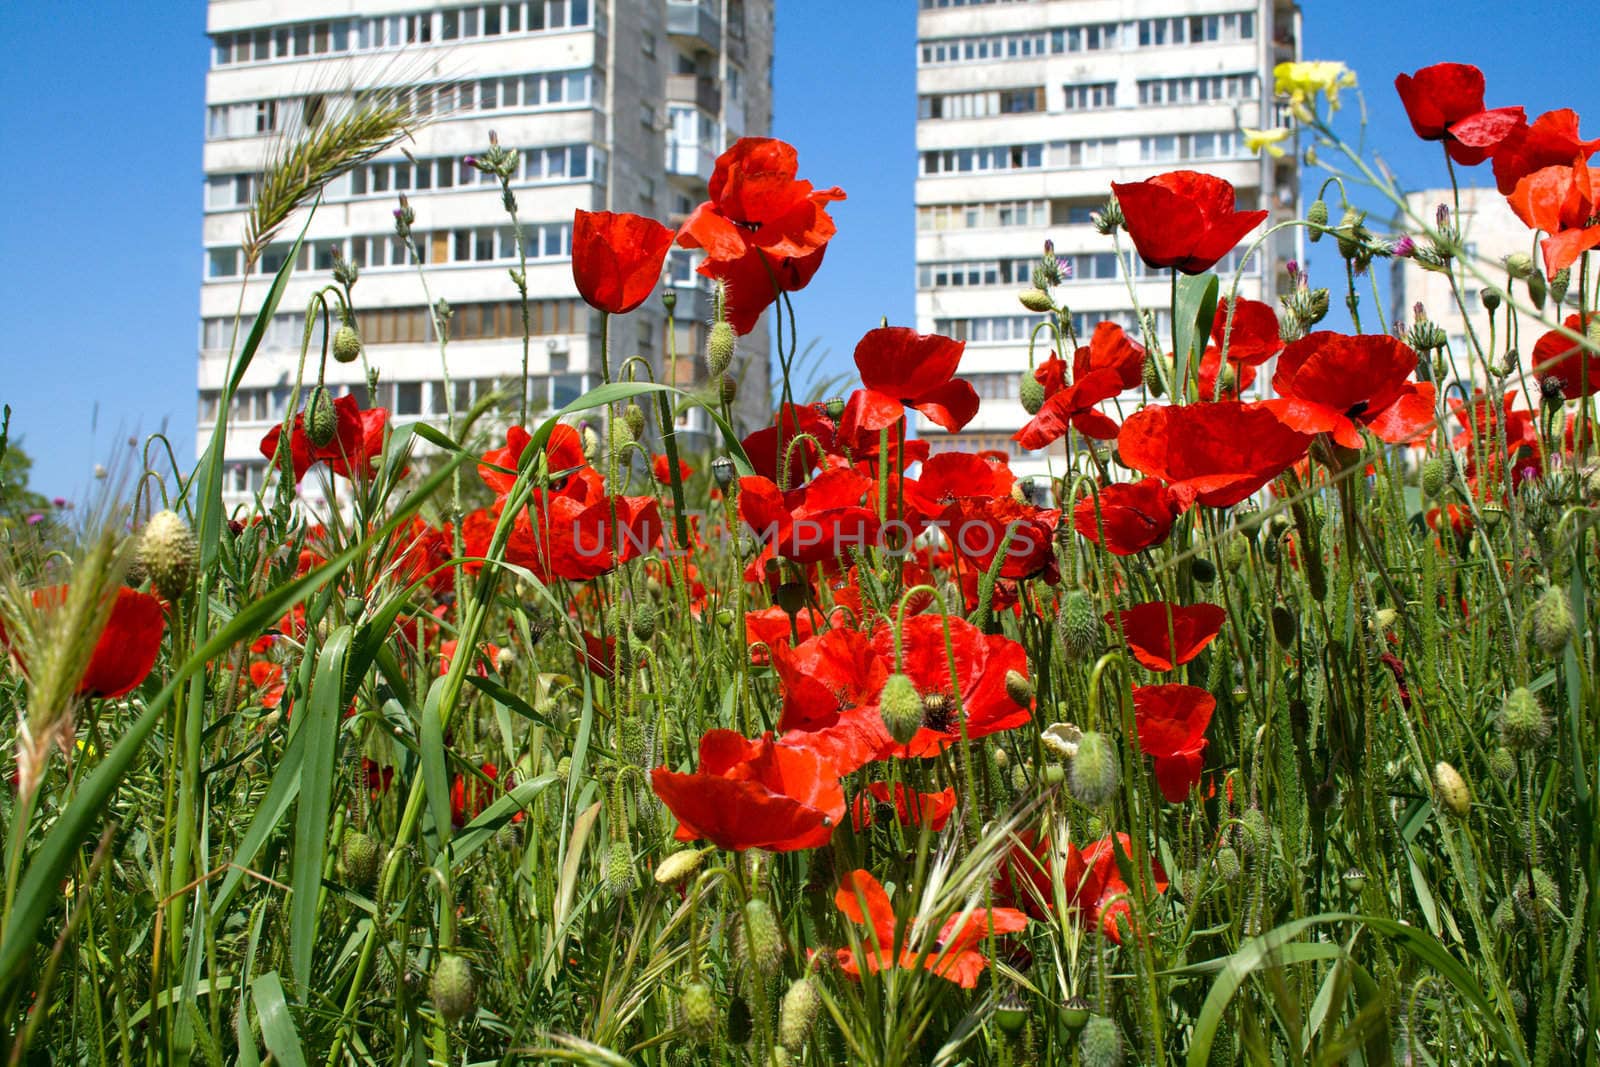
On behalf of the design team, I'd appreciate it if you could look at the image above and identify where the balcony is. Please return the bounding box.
[665,135,717,182]
[666,73,721,118]
[667,0,720,50]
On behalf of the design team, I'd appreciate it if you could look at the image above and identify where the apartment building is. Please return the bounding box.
[914,0,1302,477]
[199,0,772,504]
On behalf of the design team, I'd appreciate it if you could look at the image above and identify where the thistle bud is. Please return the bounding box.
[1306,198,1329,233]
[1433,761,1470,817]
[1019,372,1046,415]
[1079,1016,1124,1067]
[332,325,363,364]
[1057,590,1101,661]
[1004,669,1034,708]
[338,829,382,889]
[623,402,647,441]
[1092,197,1124,234]
[880,673,923,746]
[678,980,718,1044]
[1505,253,1536,279]
[1529,584,1574,655]
[743,898,784,977]
[429,954,477,1024]
[1499,687,1550,751]
[139,509,197,603]
[1068,731,1118,807]
[707,320,736,378]
[1019,288,1055,312]
[778,976,820,1052]
[307,385,337,448]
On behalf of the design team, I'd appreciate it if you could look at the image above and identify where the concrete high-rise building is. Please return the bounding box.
[913,0,1302,477]
[199,0,772,504]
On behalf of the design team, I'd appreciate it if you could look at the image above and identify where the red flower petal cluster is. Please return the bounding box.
[1111,601,1225,672]
[1118,401,1311,508]
[1492,109,1600,195]
[999,831,1168,943]
[571,209,674,315]
[1264,333,1437,448]
[1133,684,1217,802]
[1112,171,1268,275]
[1531,313,1600,400]
[839,327,979,437]
[850,781,957,832]
[258,394,388,483]
[1394,63,1525,166]
[1073,479,1181,556]
[1508,157,1600,278]
[833,869,1027,988]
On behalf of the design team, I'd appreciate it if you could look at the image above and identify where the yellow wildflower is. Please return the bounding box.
[1242,127,1290,158]
[1275,61,1358,121]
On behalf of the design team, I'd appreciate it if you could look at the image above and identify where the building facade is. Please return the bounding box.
[913,0,1302,477]
[199,0,772,505]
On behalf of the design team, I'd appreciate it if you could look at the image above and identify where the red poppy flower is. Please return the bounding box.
[1263,333,1437,448]
[999,831,1167,943]
[850,781,957,832]
[67,587,165,699]
[580,631,617,679]
[742,403,836,486]
[450,762,507,827]
[652,454,693,484]
[839,328,979,437]
[833,869,1027,988]
[1071,322,1145,391]
[249,659,286,709]
[1132,684,1217,802]
[870,614,1031,757]
[1073,479,1181,556]
[479,424,587,498]
[702,243,830,336]
[1451,390,1541,485]
[258,394,388,482]
[571,209,674,315]
[936,496,1057,580]
[1393,63,1526,166]
[1111,171,1268,275]
[1507,156,1600,277]
[773,627,894,773]
[1117,401,1312,508]
[439,639,500,677]
[651,730,846,852]
[1530,313,1600,400]
[1031,351,1070,398]
[1013,369,1122,450]
[392,517,454,596]
[908,451,1016,522]
[1426,502,1474,540]
[1208,296,1284,366]
[737,468,879,567]
[1492,109,1600,194]
[1110,601,1225,672]
[362,758,394,800]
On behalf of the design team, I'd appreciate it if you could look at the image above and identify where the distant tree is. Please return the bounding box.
[0,406,53,533]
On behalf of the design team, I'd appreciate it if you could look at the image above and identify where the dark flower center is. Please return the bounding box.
[921,692,957,733]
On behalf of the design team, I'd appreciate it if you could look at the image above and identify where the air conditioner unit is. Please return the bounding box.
[547,338,570,354]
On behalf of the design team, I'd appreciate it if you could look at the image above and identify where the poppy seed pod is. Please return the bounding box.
[879,673,923,746]
[1079,1016,1124,1067]
[743,898,784,977]
[1342,868,1367,894]
[1019,371,1046,415]
[1061,995,1092,1032]
[429,954,476,1024]
[139,510,197,603]
[307,386,337,448]
[1433,761,1470,817]
[678,979,717,1044]
[1529,584,1574,655]
[1068,731,1118,807]
[338,829,381,889]
[778,975,820,1052]
[332,324,362,363]
[707,320,736,378]
[1499,687,1549,750]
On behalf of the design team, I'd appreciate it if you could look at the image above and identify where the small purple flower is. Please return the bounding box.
[463,156,477,167]
[52,497,66,508]
[1284,259,1299,281]
[1392,235,1417,258]
[26,513,44,526]
[1436,203,1450,228]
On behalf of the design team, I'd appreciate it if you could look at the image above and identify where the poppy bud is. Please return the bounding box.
[1141,354,1166,397]
[880,673,923,746]
[1270,604,1297,647]
[1003,669,1034,708]
[1213,845,1241,884]
[1502,252,1534,279]
[775,581,807,617]
[1489,746,1516,781]
[139,509,197,603]
[743,898,784,977]
[1549,267,1571,305]
[1529,584,1574,655]
[1019,372,1046,414]
[623,402,647,441]
[719,373,739,406]
[1191,556,1216,584]
[1527,271,1547,310]
[1420,453,1453,498]
[338,829,382,889]
[604,839,637,898]
[429,954,477,1024]
[1018,288,1055,313]
[1239,807,1270,855]
[1062,996,1092,1033]
[1057,590,1101,662]
[707,320,736,378]
[1433,761,1470,817]
[1068,731,1118,807]
[332,324,363,364]
[654,847,706,887]
[307,385,337,448]
[1306,198,1329,234]
[1079,1016,1124,1067]
[678,979,718,1044]
[579,424,600,463]
[1499,687,1549,751]
[726,993,753,1045]
[631,601,658,641]
[1513,868,1562,922]
[1481,287,1502,313]
[1499,348,1520,376]
[778,975,820,1052]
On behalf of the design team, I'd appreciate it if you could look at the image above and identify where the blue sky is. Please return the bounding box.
[0,1,1594,498]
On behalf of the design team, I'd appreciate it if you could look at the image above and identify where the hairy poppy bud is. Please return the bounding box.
[1057,590,1101,662]
[1270,604,1298,647]
[1513,868,1562,922]
[1004,669,1034,708]
[654,847,705,887]
[1018,288,1055,313]
[1079,1016,1124,1067]
[880,673,923,746]
[140,509,197,603]
[339,829,381,889]
[1191,556,1217,584]
[580,424,600,463]
[1549,267,1571,305]
[743,899,784,977]
[1489,746,1517,781]
[778,976,820,1052]
[1213,845,1241,884]
[631,600,658,642]
[1433,761,1470,817]
[332,324,362,364]
[1141,354,1167,397]
[429,954,476,1024]
[678,979,717,1044]
[1306,198,1329,234]
[1499,687,1549,751]
[603,839,637,898]
[707,320,736,378]
[1019,372,1046,414]
[719,373,739,406]
[1240,807,1270,855]
[1420,454,1453,498]
[307,385,337,448]
[1068,731,1118,807]
[1504,253,1534,279]
[623,402,647,441]
[1529,584,1574,655]
[1527,271,1547,310]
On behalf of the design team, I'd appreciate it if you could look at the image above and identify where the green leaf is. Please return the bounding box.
[1172,272,1220,397]
[420,677,452,854]
[251,972,308,1067]
[439,773,558,868]
[288,626,353,992]
[210,724,306,918]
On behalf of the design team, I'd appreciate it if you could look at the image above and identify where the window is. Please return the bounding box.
[1138,73,1259,106]
[920,143,1044,175]
[1062,82,1116,110]
[1138,130,1246,162]
[207,248,240,278]
[1051,139,1117,168]
[916,200,1047,231]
